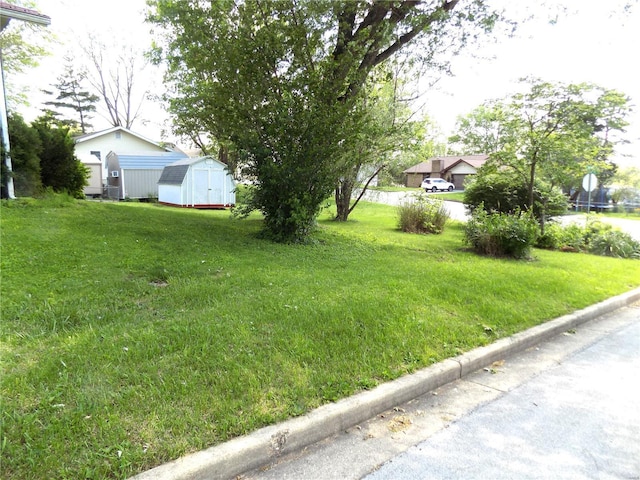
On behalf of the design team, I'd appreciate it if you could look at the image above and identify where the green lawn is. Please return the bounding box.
[2,197,639,479]
[429,191,465,202]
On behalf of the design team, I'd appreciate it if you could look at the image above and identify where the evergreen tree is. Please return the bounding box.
[4,113,42,196]
[42,57,99,134]
[32,113,89,198]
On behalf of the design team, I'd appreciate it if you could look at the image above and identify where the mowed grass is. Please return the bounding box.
[1,198,639,479]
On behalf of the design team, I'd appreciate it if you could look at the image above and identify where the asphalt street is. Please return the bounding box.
[365,305,640,480]
[244,302,640,480]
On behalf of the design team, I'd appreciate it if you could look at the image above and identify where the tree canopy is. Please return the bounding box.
[42,57,99,134]
[148,0,506,242]
[450,79,631,210]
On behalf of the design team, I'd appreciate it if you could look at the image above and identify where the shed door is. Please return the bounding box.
[193,168,225,205]
[193,169,210,205]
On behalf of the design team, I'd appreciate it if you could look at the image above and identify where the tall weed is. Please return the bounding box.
[397,193,449,234]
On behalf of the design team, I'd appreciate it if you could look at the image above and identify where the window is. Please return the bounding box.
[90,151,101,160]
[115,132,121,139]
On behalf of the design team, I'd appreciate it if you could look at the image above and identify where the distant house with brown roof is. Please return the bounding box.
[403,155,489,189]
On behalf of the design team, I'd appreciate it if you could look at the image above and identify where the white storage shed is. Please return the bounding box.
[158,156,236,209]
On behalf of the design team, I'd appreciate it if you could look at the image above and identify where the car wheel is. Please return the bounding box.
[432,187,438,192]
[448,185,454,191]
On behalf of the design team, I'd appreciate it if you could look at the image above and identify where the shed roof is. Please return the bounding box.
[157,156,231,185]
[111,151,188,169]
[158,165,190,185]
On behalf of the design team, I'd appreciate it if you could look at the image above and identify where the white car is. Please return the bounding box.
[421,178,455,192]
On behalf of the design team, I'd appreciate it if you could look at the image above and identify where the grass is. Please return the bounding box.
[2,197,639,479]
[367,185,415,192]
[429,191,465,202]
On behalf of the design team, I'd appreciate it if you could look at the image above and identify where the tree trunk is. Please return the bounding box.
[334,164,386,222]
[335,177,354,222]
[528,160,537,210]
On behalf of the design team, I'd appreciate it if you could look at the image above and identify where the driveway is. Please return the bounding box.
[354,188,640,240]
[353,188,467,221]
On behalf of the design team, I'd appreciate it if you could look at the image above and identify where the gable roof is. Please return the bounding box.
[404,155,489,174]
[75,126,170,151]
[158,156,231,185]
[109,151,188,169]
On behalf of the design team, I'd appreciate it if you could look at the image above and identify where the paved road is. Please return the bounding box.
[354,189,640,240]
[366,305,640,480]
[245,303,640,480]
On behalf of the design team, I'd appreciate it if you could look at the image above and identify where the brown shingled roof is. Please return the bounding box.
[0,2,51,29]
[403,155,489,174]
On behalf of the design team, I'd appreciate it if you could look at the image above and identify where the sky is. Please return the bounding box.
[10,0,640,167]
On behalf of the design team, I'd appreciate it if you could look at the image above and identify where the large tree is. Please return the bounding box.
[42,56,99,134]
[81,35,148,129]
[451,79,631,211]
[148,0,505,242]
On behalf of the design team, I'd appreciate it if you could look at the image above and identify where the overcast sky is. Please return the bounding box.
[13,0,640,166]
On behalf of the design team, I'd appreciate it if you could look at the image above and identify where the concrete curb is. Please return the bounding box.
[132,288,640,480]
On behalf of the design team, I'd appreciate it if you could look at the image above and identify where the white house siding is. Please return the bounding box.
[449,163,479,190]
[77,154,102,196]
[449,163,477,175]
[75,129,168,183]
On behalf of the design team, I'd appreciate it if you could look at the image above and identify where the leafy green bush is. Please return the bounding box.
[536,222,586,251]
[535,219,640,259]
[465,206,539,259]
[589,229,640,258]
[397,193,449,234]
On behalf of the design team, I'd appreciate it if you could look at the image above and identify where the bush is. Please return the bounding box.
[536,222,586,251]
[397,193,449,234]
[465,206,539,259]
[589,229,640,258]
[534,219,640,259]
[535,223,563,250]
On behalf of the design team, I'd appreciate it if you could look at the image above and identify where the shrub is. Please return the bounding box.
[589,229,640,259]
[536,222,587,251]
[535,222,564,250]
[397,193,449,234]
[534,219,640,259]
[465,206,539,259]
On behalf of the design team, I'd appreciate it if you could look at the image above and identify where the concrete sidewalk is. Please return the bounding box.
[131,288,640,480]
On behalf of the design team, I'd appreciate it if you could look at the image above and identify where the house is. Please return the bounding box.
[158,156,236,209]
[74,126,172,185]
[404,155,489,189]
[105,151,188,200]
[76,153,102,197]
